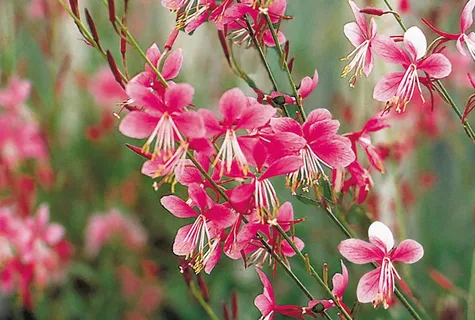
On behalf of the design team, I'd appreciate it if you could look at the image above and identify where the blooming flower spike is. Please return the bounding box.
[338,221,424,309]
[373,26,452,112]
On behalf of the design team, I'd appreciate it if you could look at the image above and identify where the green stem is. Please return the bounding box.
[383,0,407,31]
[263,13,306,120]
[468,250,475,320]
[189,282,220,320]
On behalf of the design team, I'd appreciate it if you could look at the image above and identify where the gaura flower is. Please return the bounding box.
[269,109,355,193]
[342,0,377,87]
[423,0,475,60]
[372,26,452,112]
[254,268,307,320]
[338,221,424,309]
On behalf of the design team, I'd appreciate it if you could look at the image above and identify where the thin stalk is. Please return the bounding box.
[263,13,306,120]
[101,0,169,88]
[189,282,220,320]
[383,0,475,142]
[468,250,475,320]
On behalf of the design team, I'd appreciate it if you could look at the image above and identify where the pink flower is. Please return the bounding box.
[423,0,475,60]
[341,0,377,87]
[85,209,147,257]
[338,221,424,309]
[200,88,276,176]
[345,113,390,173]
[89,67,128,108]
[119,80,204,165]
[372,26,452,112]
[0,76,31,112]
[222,0,288,47]
[160,183,236,273]
[269,109,355,193]
[254,268,306,320]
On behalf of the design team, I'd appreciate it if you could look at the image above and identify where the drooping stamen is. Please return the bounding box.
[183,215,211,261]
[386,64,424,112]
[142,112,183,159]
[374,257,398,309]
[192,236,221,274]
[214,129,249,176]
[341,40,370,87]
[255,179,279,220]
[147,141,189,179]
[287,145,330,194]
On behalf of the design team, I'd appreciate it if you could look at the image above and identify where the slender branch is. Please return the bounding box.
[263,13,306,120]
[468,250,475,320]
[189,282,220,320]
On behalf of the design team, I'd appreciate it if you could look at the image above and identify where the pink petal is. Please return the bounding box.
[188,183,212,212]
[307,119,340,141]
[372,35,410,65]
[344,22,365,47]
[263,30,286,47]
[461,0,475,33]
[362,113,391,133]
[390,239,424,264]
[363,46,374,76]
[368,221,394,253]
[281,237,304,257]
[254,294,274,318]
[373,72,405,102]
[276,202,294,226]
[309,136,355,168]
[356,268,380,303]
[403,26,427,60]
[145,43,161,73]
[175,161,202,186]
[174,110,206,138]
[298,70,319,99]
[173,224,195,256]
[260,156,303,180]
[456,36,467,56]
[204,243,222,274]
[218,88,247,125]
[236,104,276,130]
[119,111,157,139]
[165,83,194,112]
[268,0,286,17]
[303,109,332,135]
[418,53,452,78]
[332,260,348,298]
[349,0,368,36]
[338,239,384,264]
[197,109,222,137]
[44,225,65,245]
[162,49,183,80]
[160,195,198,218]
[126,82,165,112]
[205,204,236,230]
[255,268,275,303]
[270,117,302,136]
[369,17,377,39]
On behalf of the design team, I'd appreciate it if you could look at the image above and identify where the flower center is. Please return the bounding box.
[214,129,249,176]
[387,64,423,113]
[341,40,370,87]
[142,112,183,160]
[255,179,279,220]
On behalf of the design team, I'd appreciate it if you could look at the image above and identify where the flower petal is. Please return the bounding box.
[260,156,303,180]
[356,268,380,303]
[461,0,475,33]
[205,204,236,230]
[119,111,157,139]
[344,22,365,47]
[174,110,206,138]
[372,35,410,65]
[161,195,197,218]
[373,72,405,102]
[145,43,161,73]
[236,104,276,130]
[349,0,368,36]
[126,83,165,112]
[255,268,275,303]
[404,26,427,60]
[303,108,332,135]
[338,239,384,264]
[162,49,183,80]
[390,239,424,264]
[332,260,349,298]
[270,117,303,136]
[309,135,355,168]
[173,224,195,256]
[368,221,394,253]
[218,88,246,125]
[165,83,194,112]
[298,70,319,99]
[281,237,304,257]
[418,53,452,78]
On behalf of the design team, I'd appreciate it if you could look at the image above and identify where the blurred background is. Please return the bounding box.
[0,0,474,319]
